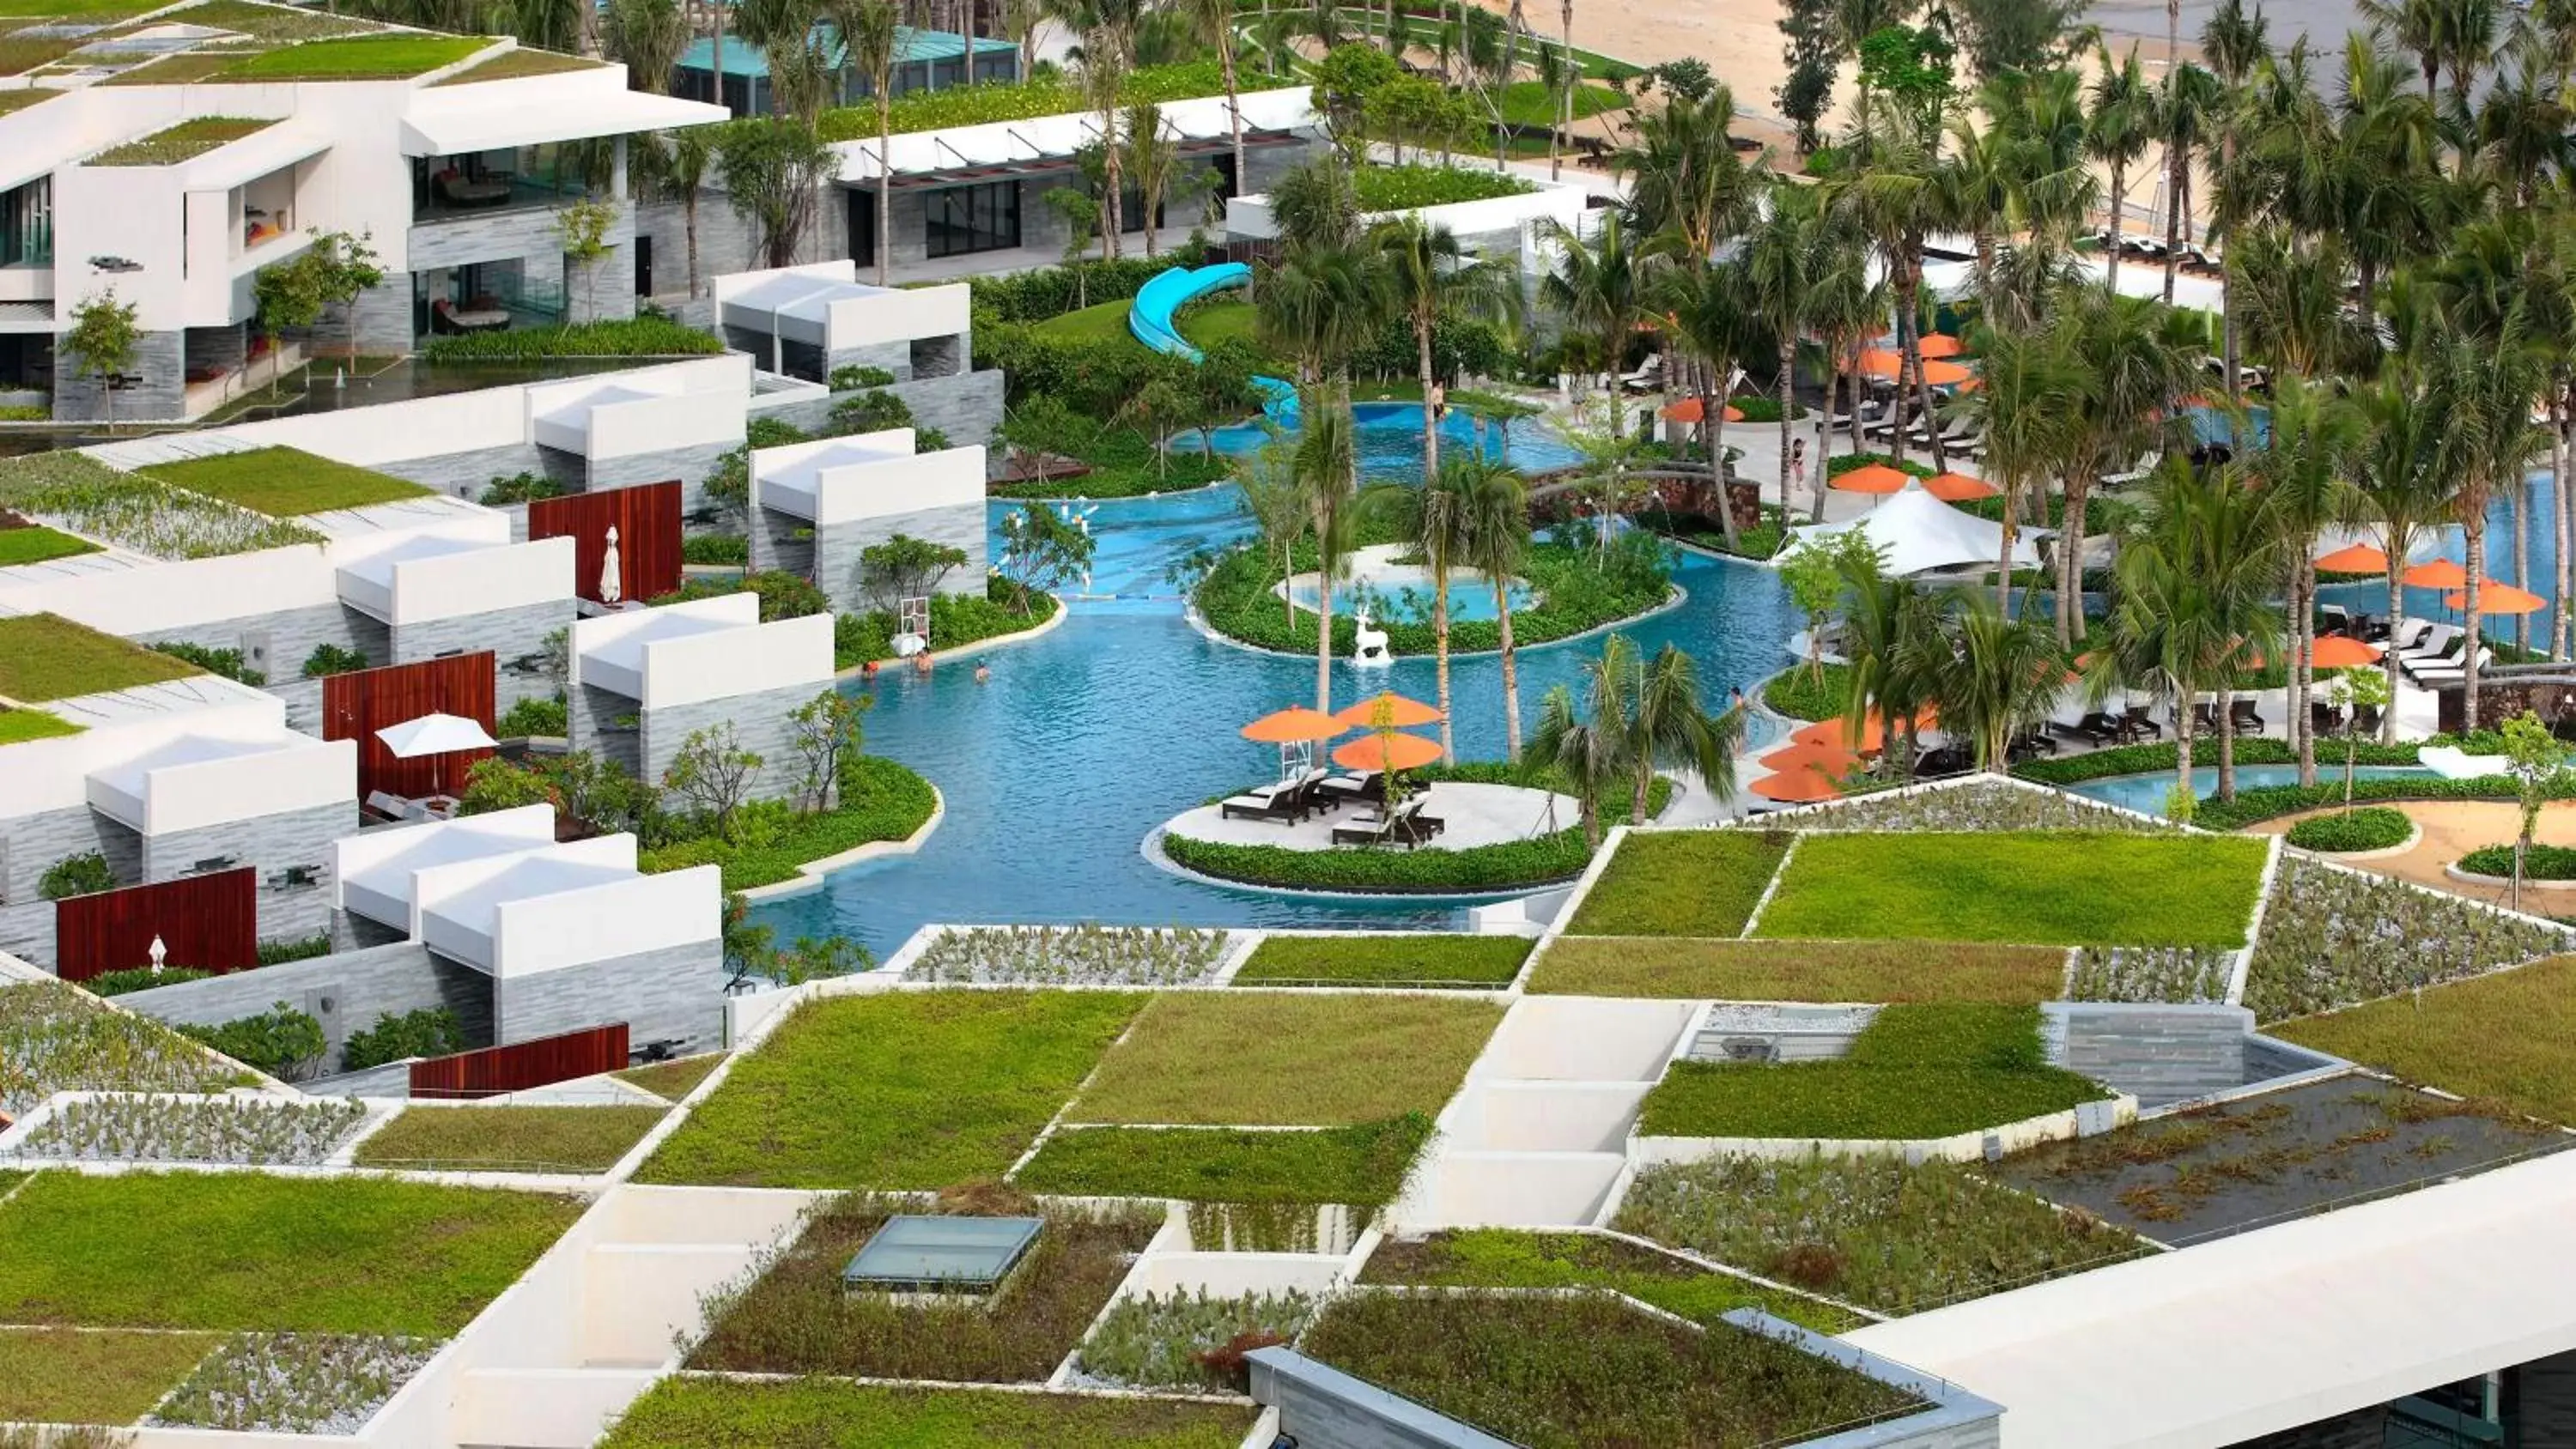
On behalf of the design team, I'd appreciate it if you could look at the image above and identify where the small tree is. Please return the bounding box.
[1119,365,1194,479]
[554,198,620,318]
[996,503,1097,614]
[857,534,969,612]
[1777,532,1874,684]
[2500,710,2571,912]
[64,288,140,432]
[252,253,328,396]
[1043,186,1103,306]
[2327,665,2391,811]
[306,230,385,356]
[785,687,871,811]
[663,721,761,840]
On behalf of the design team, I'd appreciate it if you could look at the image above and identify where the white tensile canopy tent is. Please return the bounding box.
[1782,482,2050,578]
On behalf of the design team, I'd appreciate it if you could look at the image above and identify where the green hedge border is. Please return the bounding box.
[2014,738,2425,785]
[1193,537,1674,658]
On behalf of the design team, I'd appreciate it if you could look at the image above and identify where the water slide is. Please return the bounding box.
[1127,263,1301,428]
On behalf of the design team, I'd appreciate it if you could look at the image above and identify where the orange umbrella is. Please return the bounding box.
[1919,358,1974,386]
[2402,559,2469,589]
[1788,708,1934,753]
[2444,583,2545,615]
[1241,707,1346,743]
[1857,348,1907,378]
[1659,397,1747,424]
[1333,731,1443,772]
[2315,543,2389,573]
[1923,470,1998,502]
[1832,463,1916,494]
[2308,635,2385,668]
[1335,692,1443,729]
[1749,767,1846,803]
[1760,744,1865,776]
[1917,332,1965,359]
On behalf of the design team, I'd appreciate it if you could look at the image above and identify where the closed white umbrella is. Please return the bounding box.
[375,712,498,759]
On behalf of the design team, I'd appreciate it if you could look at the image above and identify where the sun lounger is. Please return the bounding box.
[2229,698,2265,732]
[2410,646,2490,685]
[2102,450,2161,488]
[1330,797,1441,847]
[2396,623,2459,662]
[2384,618,2432,654]
[2122,701,2163,741]
[1220,779,1307,824]
[1316,770,1383,807]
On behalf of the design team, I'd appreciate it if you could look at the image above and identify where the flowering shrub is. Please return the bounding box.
[905,924,1231,985]
[2242,858,2573,1022]
[1075,1288,1318,1390]
[2066,946,2235,1003]
[15,1094,367,1166]
[0,980,255,1116]
[1761,779,2172,834]
[153,1333,440,1434]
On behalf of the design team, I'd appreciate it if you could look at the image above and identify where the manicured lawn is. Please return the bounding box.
[1637,1004,2111,1139]
[601,1377,1255,1449]
[1360,1229,1864,1334]
[432,45,602,82]
[1230,933,1530,988]
[88,116,273,166]
[1013,1115,1433,1206]
[1563,830,1789,937]
[210,33,489,78]
[1528,937,2069,1002]
[0,524,100,566]
[635,991,1144,1188]
[0,612,204,701]
[1753,832,2269,948]
[0,1326,220,1426]
[0,706,82,745]
[616,1052,726,1102]
[637,755,938,890]
[1068,993,1499,1125]
[2272,955,2576,1125]
[353,1104,667,1173]
[0,1171,580,1334]
[144,446,431,517]
[1032,298,1137,345]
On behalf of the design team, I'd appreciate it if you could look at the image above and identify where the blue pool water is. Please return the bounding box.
[750,465,1800,955]
[1181,402,1585,480]
[1285,572,1536,624]
[2068,764,2437,816]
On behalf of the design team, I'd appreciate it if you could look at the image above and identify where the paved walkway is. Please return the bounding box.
[1163,781,1581,852]
[2251,799,2576,908]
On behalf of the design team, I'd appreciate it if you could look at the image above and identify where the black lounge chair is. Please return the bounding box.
[2354,702,2384,736]
[2074,711,2127,744]
[1915,744,1972,778]
[2229,698,2265,732]
[1316,770,1384,808]
[1331,797,1442,848]
[2122,702,2163,742]
[2310,700,2345,736]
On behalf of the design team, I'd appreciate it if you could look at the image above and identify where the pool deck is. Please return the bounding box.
[1162,782,1583,852]
[2254,799,2576,905]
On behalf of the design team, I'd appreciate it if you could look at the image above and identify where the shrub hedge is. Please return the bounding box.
[1164,775,1670,893]
[2196,775,2567,830]
[1194,533,1670,658]
[2015,737,2424,785]
[2458,843,2576,880]
[2283,807,2413,853]
[1350,162,1534,209]
[420,317,723,362]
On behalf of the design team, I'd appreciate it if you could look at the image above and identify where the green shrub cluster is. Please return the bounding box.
[650,569,828,621]
[637,755,938,891]
[82,966,221,997]
[1194,530,1670,658]
[827,363,896,390]
[990,395,1232,500]
[178,1003,328,1081]
[1350,161,1536,209]
[421,316,723,362]
[2196,774,2561,830]
[39,851,114,900]
[478,470,567,504]
[341,1008,465,1071]
[832,579,1057,669]
[818,59,1254,142]
[300,642,368,678]
[257,935,331,966]
[1760,662,1850,722]
[150,640,264,687]
[966,256,1181,323]
[2284,807,2413,853]
[681,533,749,565]
[2014,737,2424,785]
[2459,842,2576,880]
[496,694,568,738]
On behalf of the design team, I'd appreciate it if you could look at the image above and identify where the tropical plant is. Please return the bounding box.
[1365,460,1479,762]
[1929,592,2064,770]
[838,0,900,284]
[1538,211,1656,446]
[1459,456,1533,758]
[1373,215,1520,481]
[716,117,837,268]
[63,289,140,432]
[1292,382,1358,712]
[2499,710,2572,910]
[1527,634,1736,844]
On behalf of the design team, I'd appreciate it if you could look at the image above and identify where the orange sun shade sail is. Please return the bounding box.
[1760,744,1865,776]
[1335,692,1443,729]
[1832,464,1916,494]
[1788,709,1933,753]
[1242,707,1346,743]
[2308,635,2385,668]
[1749,767,1846,802]
[1917,332,1965,359]
[2445,584,2545,615]
[2315,543,2389,573]
[2402,559,2470,588]
[1658,397,1747,424]
[1332,731,1443,772]
[1923,470,1998,502]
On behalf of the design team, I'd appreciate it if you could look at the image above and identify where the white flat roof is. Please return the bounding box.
[175,125,330,191]
[424,853,635,939]
[1844,1149,2576,1447]
[722,271,894,321]
[836,86,1313,184]
[756,433,914,518]
[576,606,744,679]
[401,84,727,156]
[41,673,272,728]
[334,531,487,591]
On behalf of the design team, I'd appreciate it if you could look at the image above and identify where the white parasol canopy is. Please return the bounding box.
[1783,482,2050,578]
[375,712,499,759]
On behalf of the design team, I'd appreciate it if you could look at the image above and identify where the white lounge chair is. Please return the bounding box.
[2102,450,2161,488]
[2396,623,2461,662]
[2411,646,2490,685]
[2385,618,2433,654]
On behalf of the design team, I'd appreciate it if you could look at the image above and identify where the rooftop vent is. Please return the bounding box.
[842,1215,1043,1296]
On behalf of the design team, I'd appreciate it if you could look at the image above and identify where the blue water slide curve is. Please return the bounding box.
[1127,263,1299,427]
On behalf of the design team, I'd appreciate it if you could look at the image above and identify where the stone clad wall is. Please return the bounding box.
[138,801,353,948]
[2,803,141,908]
[641,679,817,804]
[493,939,721,1051]
[118,938,495,1068]
[391,599,572,712]
[811,501,987,615]
[54,330,184,423]
[135,603,387,690]
[2042,1003,2254,1109]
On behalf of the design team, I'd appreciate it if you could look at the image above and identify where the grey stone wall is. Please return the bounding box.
[811,500,987,615]
[118,939,495,1070]
[342,278,416,357]
[139,800,352,949]
[744,504,815,579]
[568,682,645,779]
[0,900,54,974]
[55,329,184,424]
[633,191,769,304]
[566,237,638,325]
[392,599,570,712]
[2,803,142,908]
[135,603,386,691]
[590,437,734,520]
[759,367,1004,449]
[271,678,325,735]
[641,679,818,804]
[2226,1407,2390,1449]
[2043,1003,2253,1110]
[373,442,571,506]
[2244,1033,2348,1086]
[493,938,721,1052]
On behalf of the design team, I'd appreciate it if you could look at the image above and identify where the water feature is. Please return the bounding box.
[1182,401,1584,480]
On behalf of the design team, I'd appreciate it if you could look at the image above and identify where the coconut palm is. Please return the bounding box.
[664,124,717,299]
[1460,457,1534,758]
[2351,370,2461,740]
[1743,183,1850,510]
[1826,129,1956,472]
[2050,285,2205,646]
[835,0,900,283]
[1234,429,1309,629]
[1176,0,1246,186]
[1256,238,1381,385]
[1528,632,1739,841]
[1125,101,1177,256]
[1365,458,1480,762]
[1931,592,2066,771]
[1836,544,1946,778]
[2198,0,2270,382]
[2233,227,2377,379]
[1614,84,1754,270]
[2150,63,2221,303]
[1293,382,1358,712]
[1951,318,2084,615]
[1374,215,1520,480]
[2087,44,2156,292]
[1053,0,1145,253]
[1660,258,1761,549]
[1538,211,1656,445]
[2430,323,2549,730]
[605,0,690,92]
[2242,373,2360,784]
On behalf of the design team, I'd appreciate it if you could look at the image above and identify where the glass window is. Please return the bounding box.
[0,178,52,268]
[923,179,1020,259]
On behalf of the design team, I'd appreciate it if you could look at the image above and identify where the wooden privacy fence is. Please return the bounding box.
[409,1022,630,1099]
[528,481,683,608]
[322,652,496,802]
[55,869,258,983]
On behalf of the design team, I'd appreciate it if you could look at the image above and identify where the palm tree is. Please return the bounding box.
[2432,324,2549,731]
[2352,371,2461,740]
[2050,287,2203,646]
[1953,318,2083,615]
[1827,130,1955,472]
[1374,215,1520,481]
[665,124,717,298]
[2242,373,2360,785]
[1539,211,1655,446]
[2151,63,2221,303]
[1176,0,1245,186]
[2087,44,2156,293]
[1528,633,1739,840]
[2233,227,2375,379]
[1836,545,1946,778]
[836,0,900,284]
[1125,101,1176,255]
[1054,0,1144,255]
[2198,0,2270,383]
[1293,381,1358,712]
[1234,429,1309,629]
[1661,258,1759,549]
[1460,458,1534,758]
[1256,238,1380,385]
[1933,592,2066,771]
[1614,84,1753,270]
[1743,182,1850,511]
[606,0,690,92]
[733,0,817,101]
[1366,459,1479,761]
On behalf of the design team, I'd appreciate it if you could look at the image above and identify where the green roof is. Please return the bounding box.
[206,32,489,81]
[0,706,82,745]
[143,446,434,517]
[89,115,274,167]
[0,612,205,702]
[430,45,602,85]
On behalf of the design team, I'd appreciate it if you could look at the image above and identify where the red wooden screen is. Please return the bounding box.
[527,482,683,608]
[55,869,258,983]
[409,1022,630,1099]
[321,652,497,802]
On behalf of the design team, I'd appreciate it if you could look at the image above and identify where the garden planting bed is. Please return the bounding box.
[1297,1289,1925,1449]
[635,989,1143,1188]
[899,924,1234,986]
[1986,1074,2572,1243]
[1750,832,2269,949]
[1358,1228,1864,1334]
[686,1196,1159,1382]
[2270,955,2576,1126]
[1528,937,2069,1002]
[1228,932,1532,989]
[3,1092,371,1166]
[614,1052,726,1103]
[1560,829,1789,937]
[0,450,323,560]
[1065,992,1500,1126]
[600,1376,1257,1448]
[1771,776,2173,834]
[2240,856,2571,1022]
[2281,805,2418,857]
[2450,842,2576,888]
[1072,1286,1321,1390]
[141,445,433,517]
[352,1103,668,1173]
[1613,1154,2148,1315]
[1,979,258,1117]
[2064,945,2239,1004]
[1013,1115,1436,1208]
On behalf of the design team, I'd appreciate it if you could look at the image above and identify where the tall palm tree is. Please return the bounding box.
[1293,381,1358,712]
[1365,459,1479,762]
[2233,226,2375,379]
[1614,85,1753,270]
[1743,183,1846,510]
[1528,633,1740,840]
[1374,215,1520,480]
[2051,285,2204,646]
[2242,373,2360,784]
[1539,211,1655,445]
[2087,44,2156,293]
[836,0,900,283]
[606,0,690,92]
[1125,101,1177,256]
[2151,63,2221,303]
[1827,129,1955,472]
[665,124,717,298]
[1661,258,1760,549]
[1053,0,1144,254]
[2198,0,2270,384]
[1836,545,1946,778]
[2431,324,2549,730]
[1256,238,1380,385]
[1460,458,1533,758]
[1953,318,2084,615]
[1176,0,1245,186]
[1933,592,2066,771]
[2352,370,2461,740]
[1234,430,1309,628]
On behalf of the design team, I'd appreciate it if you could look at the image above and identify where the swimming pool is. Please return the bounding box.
[747,487,1801,955]
[1284,564,1537,624]
[1181,402,1585,479]
[2066,763,2438,816]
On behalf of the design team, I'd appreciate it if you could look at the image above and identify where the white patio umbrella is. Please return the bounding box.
[375,712,498,759]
